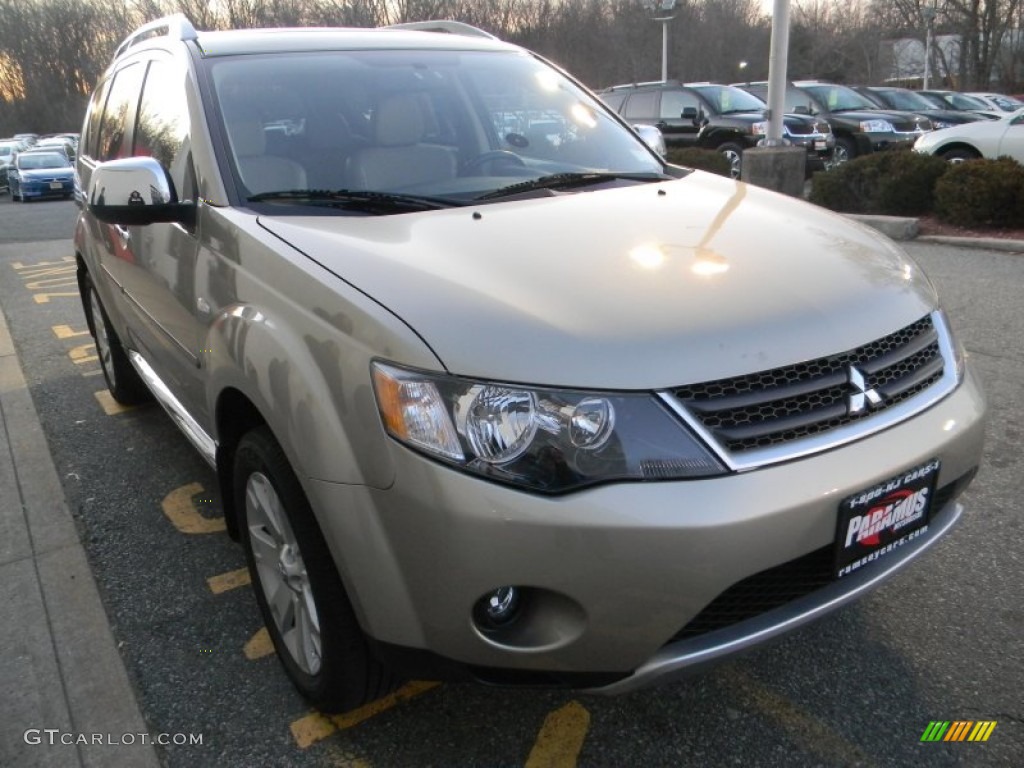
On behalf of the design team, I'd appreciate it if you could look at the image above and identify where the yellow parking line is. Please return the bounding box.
[161,482,226,534]
[94,390,137,415]
[289,681,441,749]
[243,627,274,660]
[524,700,591,768]
[721,667,875,766]
[33,292,79,304]
[206,567,251,594]
[69,343,98,365]
[52,324,90,339]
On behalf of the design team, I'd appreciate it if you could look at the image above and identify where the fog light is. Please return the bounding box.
[474,586,522,629]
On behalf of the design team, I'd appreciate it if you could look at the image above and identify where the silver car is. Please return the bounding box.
[75,15,985,713]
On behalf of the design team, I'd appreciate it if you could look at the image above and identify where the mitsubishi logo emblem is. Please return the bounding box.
[847,366,883,415]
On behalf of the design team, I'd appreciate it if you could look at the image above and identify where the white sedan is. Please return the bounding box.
[914,107,1024,162]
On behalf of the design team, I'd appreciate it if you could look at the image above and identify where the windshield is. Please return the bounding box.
[946,93,988,110]
[690,85,766,114]
[801,85,878,112]
[875,89,934,111]
[207,49,662,205]
[17,152,69,169]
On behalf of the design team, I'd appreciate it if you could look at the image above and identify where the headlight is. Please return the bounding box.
[859,120,894,133]
[751,121,768,136]
[371,362,726,493]
[933,120,953,129]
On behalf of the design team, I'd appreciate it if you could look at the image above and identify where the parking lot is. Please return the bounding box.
[0,194,1021,766]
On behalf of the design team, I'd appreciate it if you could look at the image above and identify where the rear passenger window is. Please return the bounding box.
[82,78,113,161]
[97,63,145,162]
[622,91,657,120]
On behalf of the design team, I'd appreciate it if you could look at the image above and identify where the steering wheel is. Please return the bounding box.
[461,150,527,175]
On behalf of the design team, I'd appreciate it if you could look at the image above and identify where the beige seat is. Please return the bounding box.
[348,92,457,191]
[224,114,307,195]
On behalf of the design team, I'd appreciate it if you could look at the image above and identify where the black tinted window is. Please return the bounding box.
[659,90,700,118]
[622,91,657,119]
[97,63,145,162]
[135,59,193,196]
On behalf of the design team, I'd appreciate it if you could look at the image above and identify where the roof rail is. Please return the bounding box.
[605,80,682,91]
[114,13,198,58]
[383,20,497,40]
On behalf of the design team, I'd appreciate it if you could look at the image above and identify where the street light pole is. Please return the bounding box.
[923,4,937,90]
[764,0,791,146]
[645,1,677,82]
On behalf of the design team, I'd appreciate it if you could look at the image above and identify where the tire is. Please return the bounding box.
[831,137,857,168]
[84,274,152,404]
[941,148,980,164]
[234,426,398,713]
[718,142,744,180]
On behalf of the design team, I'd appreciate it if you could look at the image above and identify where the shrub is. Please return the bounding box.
[809,149,948,216]
[934,156,1024,228]
[666,147,731,177]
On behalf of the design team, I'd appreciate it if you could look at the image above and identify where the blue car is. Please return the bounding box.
[10,150,75,201]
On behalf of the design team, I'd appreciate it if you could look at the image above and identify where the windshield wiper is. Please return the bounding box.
[476,172,669,201]
[246,189,463,212]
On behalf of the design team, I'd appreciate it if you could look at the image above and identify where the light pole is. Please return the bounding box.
[922,3,937,89]
[644,0,678,82]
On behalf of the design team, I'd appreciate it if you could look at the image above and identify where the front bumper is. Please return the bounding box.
[861,132,930,153]
[19,179,74,198]
[305,367,985,686]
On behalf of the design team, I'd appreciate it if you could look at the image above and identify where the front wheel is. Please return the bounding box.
[941,148,980,164]
[830,137,857,168]
[717,142,744,180]
[235,426,398,713]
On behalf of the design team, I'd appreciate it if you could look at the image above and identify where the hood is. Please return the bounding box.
[829,109,928,124]
[20,167,73,179]
[259,175,937,389]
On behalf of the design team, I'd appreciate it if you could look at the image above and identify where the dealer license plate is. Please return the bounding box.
[49,181,62,190]
[834,459,940,578]
[814,140,827,150]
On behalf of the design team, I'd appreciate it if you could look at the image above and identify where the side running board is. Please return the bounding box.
[128,351,217,468]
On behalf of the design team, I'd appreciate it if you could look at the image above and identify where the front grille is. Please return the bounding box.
[892,119,931,132]
[672,315,944,454]
[667,476,969,643]
[786,123,814,136]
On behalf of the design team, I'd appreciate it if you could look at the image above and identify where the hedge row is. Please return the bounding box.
[809,150,1024,228]
[666,147,732,177]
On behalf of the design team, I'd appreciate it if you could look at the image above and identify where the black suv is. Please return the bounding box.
[852,86,985,128]
[738,81,933,165]
[598,81,834,178]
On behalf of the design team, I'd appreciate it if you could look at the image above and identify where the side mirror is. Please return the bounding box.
[632,124,667,157]
[87,156,194,226]
[681,106,699,122]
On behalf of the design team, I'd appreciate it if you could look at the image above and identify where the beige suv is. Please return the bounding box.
[75,15,985,713]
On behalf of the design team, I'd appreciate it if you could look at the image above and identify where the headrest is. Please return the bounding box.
[374,93,425,147]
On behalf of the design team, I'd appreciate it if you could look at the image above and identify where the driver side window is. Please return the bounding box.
[660,90,699,119]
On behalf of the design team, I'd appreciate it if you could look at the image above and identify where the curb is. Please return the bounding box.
[916,235,1024,253]
[0,275,160,768]
[846,214,1024,252]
